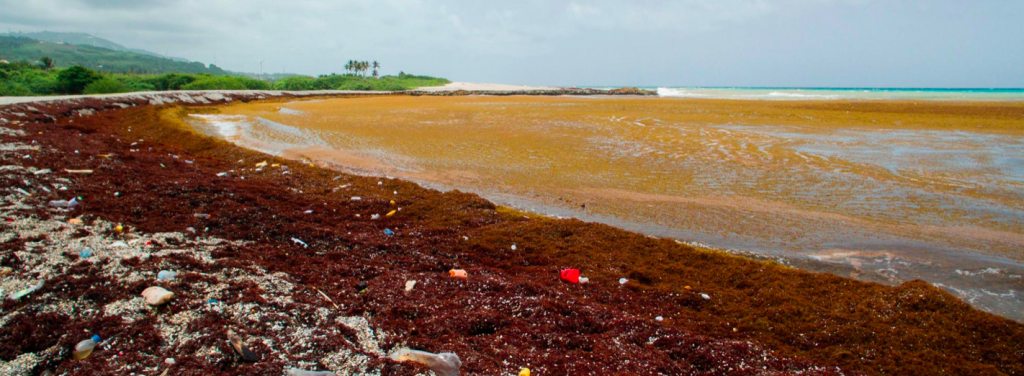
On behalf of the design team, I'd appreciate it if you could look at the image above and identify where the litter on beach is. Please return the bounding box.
[291,237,309,248]
[383,228,395,236]
[388,348,462,376]
[64,169,94,174]
[449,269,468,279]
[560,269,581,284]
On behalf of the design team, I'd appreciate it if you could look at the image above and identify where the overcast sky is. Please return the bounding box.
[1,0,1022,87]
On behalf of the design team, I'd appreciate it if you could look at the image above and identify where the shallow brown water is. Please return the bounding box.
[188,96,1024,320]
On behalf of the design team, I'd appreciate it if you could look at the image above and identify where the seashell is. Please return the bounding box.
[72,339,97,360]
[142,286,174,306]
[227,330,260,362]
[405,280,417,292]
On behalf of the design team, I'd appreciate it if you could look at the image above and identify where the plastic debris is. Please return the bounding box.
[520,368,531,376]
[619,278,629,285]
[72,338,98,360]
[80,247,94,258]
[560,269,581,284]
[386,210,396,217]
[227,330,260,362]
[578,277,589,284]
[110,240,128,248]
[165,358,176,365]
[157,270,177,280]
[700,293,711,300]
[684,285,692,290]
[48,198,79,208]
[194,213,210,218]
[115,224,125,234]
[14,187,31,196]
[405,280,417,292]
[351,196,362,201]
[33,169,52,175]
[291,237,309,248]
[389,200,396,206]
[449,269,468,279]
[216,172,228,177]
[388,347,462,376]
[64,169,94,174]
[304,210,313,214]
[371,214,381,220]
[68,217,83,225]
[511,244,517,251]
[383,228,395,236]
[9,281,43,300]
[286,369,336,376]
[655,316,664,321]
[255,161,268,168]
[142,286,174,306]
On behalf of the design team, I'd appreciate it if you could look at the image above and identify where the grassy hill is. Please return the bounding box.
[0,35,226,75]
[1,31,190,62]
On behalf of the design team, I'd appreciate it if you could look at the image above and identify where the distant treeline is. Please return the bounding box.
[1,60,449,96]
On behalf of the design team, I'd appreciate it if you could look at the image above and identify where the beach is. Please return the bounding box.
[2,92,1024,375]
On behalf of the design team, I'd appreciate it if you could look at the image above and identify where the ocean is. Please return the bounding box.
[607,87,1024,101]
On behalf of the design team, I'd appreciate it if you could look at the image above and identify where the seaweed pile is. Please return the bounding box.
[1,94,1022,375]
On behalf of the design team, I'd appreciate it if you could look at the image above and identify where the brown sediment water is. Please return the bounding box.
[187,95,1024,321]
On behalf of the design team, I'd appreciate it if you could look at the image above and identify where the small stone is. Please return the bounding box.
[165,358,176,365]
[142,286,174,306]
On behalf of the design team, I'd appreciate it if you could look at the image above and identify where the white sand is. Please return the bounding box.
[413,82,559,92]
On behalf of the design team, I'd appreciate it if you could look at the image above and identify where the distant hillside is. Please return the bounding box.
[0,35,226,75]
[3,31,190,62]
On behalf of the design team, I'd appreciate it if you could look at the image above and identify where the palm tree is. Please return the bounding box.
[372,61,380,78]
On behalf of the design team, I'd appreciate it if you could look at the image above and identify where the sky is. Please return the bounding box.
[1,0,1022,87]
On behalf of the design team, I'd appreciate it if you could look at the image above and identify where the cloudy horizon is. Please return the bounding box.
[1,0,1022,88]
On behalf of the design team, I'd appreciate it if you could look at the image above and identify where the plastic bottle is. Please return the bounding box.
[388,347,462,376]
[72,338,98,360]
[157,270,177,280]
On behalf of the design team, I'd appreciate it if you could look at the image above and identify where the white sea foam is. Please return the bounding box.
[187,114,247,138]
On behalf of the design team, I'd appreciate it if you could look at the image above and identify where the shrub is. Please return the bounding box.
[83,78,128,94]
[180,76,248,90]
[273,76,315,91]
[0,81,32,96]
[338,81,373,91]
[56,66,101,94]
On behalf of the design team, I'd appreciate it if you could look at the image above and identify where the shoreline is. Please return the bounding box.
[2,93,1024,375]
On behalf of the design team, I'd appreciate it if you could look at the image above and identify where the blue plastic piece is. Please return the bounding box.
[91,334,101,343]
[80,248,93,258]
[383,228,395,236]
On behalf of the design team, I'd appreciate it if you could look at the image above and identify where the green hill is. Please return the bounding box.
[3,31,191,62]
[0,35,226,75]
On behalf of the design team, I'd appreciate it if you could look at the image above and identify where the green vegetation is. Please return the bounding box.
[0,35,224,75]
[2,61,448,96]
[1,34,449,96]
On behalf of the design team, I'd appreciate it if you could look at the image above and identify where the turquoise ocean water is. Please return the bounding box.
[596,87,1024,101]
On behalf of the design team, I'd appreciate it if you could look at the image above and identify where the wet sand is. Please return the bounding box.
[190,95,1024,320]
